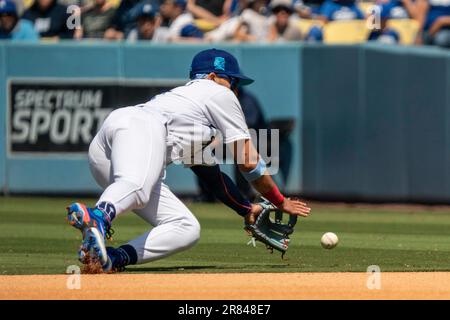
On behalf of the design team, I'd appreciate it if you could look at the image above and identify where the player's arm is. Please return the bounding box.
[232,139,311,218]
[190,164,260,217]
[205,88,310,218]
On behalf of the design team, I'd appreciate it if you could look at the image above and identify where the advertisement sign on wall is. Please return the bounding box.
[8,80,181,154]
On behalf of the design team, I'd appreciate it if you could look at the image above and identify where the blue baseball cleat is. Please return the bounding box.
[103,247,128,272]
[66,202,114,268]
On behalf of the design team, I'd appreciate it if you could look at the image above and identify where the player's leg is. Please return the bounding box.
[96,108,166,214]
[67,107,167,267]
[87,133,112,190]
[65,131,115,266]
[106,181,201,270]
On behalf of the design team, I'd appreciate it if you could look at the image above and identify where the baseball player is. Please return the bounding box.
[66,48,311,272]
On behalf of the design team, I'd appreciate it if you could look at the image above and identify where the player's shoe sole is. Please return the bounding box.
[78,227,108,267]
[67,203,108,268]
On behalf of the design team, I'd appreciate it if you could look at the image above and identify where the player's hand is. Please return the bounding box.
[245,203,264,225]
[278,198,311,217]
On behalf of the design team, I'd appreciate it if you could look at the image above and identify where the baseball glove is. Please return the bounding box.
[245,201,298,258]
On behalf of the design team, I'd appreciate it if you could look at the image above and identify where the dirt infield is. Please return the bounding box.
[1,272,450,300]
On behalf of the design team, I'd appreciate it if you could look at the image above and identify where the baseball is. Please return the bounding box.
[321,232,339,249]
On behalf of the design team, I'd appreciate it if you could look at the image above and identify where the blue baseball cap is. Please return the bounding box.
[189,49,254,86]
[181,24,204,38]
[137,3,155,18]
[175,0,186,7]
[0,0,17,15]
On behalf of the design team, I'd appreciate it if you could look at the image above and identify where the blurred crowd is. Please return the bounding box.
[0,0,449,47]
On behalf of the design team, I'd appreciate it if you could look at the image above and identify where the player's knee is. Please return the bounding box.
[181,216,201,247]
[190,218,201,243]
[134,187,152,209]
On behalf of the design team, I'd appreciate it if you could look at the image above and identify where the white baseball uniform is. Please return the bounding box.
[88,79,250,264]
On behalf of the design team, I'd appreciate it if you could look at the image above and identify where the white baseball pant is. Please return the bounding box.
[88,106,201,264]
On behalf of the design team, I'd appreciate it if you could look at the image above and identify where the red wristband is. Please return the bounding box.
[262,185,285,207]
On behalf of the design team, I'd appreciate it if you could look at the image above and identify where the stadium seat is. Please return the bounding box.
[194,19,218,32]
[109,0,122,8]
[323,20,369,44]
[24,0,33,9]
[387,19,420,45]
[296,19,324,35]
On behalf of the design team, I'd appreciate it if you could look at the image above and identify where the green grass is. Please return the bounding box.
[1,196,450,274]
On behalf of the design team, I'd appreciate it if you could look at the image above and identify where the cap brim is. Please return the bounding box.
[230,73,254,86]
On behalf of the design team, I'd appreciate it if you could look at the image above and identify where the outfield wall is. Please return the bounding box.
[0,42,449,202]
[302,44,450,202]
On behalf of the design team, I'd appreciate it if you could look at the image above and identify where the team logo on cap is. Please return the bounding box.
[214,57,225,71]
[143,4,152,12]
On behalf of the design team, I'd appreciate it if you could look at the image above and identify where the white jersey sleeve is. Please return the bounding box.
[205,89,251,144]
